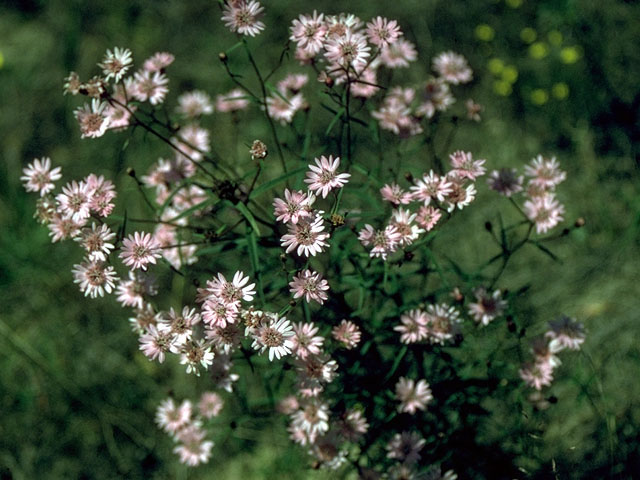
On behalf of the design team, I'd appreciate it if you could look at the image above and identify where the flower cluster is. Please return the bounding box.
[519,316,585,390]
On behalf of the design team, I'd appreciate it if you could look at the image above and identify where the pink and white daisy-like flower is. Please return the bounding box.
[133,70,169,105]
[395,377,433,414]
[98,47,132,83]
[358,224,402,260]
[332,320,361,349]
[278,396,300,415]
[63,71,82,96]
[273,189,315,224]
[519,361,554,390]
[153,224,198,271]
[158,306,201,347]
[85,174,116,216]
[75,223,116,262]
[524,155,566,189]
[394,309,429,344]
[104,99,132,131]
[56,180,93,222]
[379,39,417,68]
[174,124,211,162]
[83,75,107,98]
[72,258,118,298]
[207,271,256,304]
[433,51,473,85]
[290,400,330,442]
[34,196,57,224]
[468,288,507,326]
[466,98,483,121]
[281,214,330,257]
[324,31,371,69]
[295,353,338,395]
[365,16,402,47]
[205,322,243,354]
[305,155,350,198]
[198,392,224,419]
[410,170,453,205]
[416,77,455,118]
[119,231,162,270]
[201,296,239,328]
[173,424,214,466]
[350,64,380,98]
[215,88,250,112]
[380,182,413,205]
[487,168,524,197]
[324,13,363,39]
[209,353,240,393]
[449,150,487,180]
[129,303,158,334]
[74,99,110,139]
[530,336,562,368]
[291,322,325,360]
[389,208,425,246]
[21,157,62,196]
[176,90,214,118]
[524,193,565,234]
[265,91,305,125]
[47,214,84,242]
[338,409,369,441]
[309,434,348,470]
[443,172,477,212]
[545,316,586,351]
[415,205,442,231]
[251,315,295,361]
[386,431,426,464]
[116,271,157,308]
[155,398,192,435]
[289,269,330,304]
[277,73,309,94]
[143,52,175,72]
[425,303,461,344]
[180,340,215,375]
[290,11,327,55]
[139,324,176,363]
[221,0,265,37]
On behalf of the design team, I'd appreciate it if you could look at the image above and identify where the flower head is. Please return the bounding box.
[281,213,330,257]
[365,16,402,47]
[395,377,433,414]
[305,155,350,198]
[221,0,265,37]
[98,47,132,82]
[21,157,62,196]
[119,231,162,270]
[251,315,295,361]
[433,51,473,84]
[289,269,329,304]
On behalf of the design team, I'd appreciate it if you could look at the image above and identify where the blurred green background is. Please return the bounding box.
[0,0,638,478]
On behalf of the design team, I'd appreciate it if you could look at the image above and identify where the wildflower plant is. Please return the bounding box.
[23,2,587,477]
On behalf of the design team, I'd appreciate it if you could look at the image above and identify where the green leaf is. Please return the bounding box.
[325,107,345,135]
[234,202,261,236]
[166,197,217,223]
[531,242,562,263]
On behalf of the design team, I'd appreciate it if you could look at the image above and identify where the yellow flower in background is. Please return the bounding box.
[531,89,549,105]
[494,80,512,96]
[475,24,495,41]
[488,58,504,75]
[552,82,569,99]
[529,42,548,59]
[502,65,518,84]
[0,51,4,69]
[560,46,581,64]
[548,30,563,46]
[505,0,523,8]
[520,27,537,43]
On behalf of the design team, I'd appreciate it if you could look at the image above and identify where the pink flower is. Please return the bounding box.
[75,223,116,262]
[290,11,327,55]
[410,170,453,205]
[324,32,371,69]
[56,180,93,222]
[116,271,157,308]
[524,193,565,234]
[179,340,215,375]
[386,431,426,464]
[206,271,256,304]
[74,99,110,138]
[289,269,329,304]
[415,205,442,231]
[119,231,162,270]
[98,47,132,83]
[468,288,507,325]
[331,320,361,349]
[443,171,477,212]
[433,51,473,84]
[380,182,412,205]
[139,324,176,363]
[251,315,295,361]
[389,208,424,246]
[221,0,265,37]
[273,189,315,224]
[265,91,305,125]
[174,124,211,162]
[281,214,330,257]
[358,224,402,260]
[156,398,192,435]
[291,322,325,359]
[545,315,586,351]
[425,303,461,344]
[176,90,213,118]
[487,168,524,197]
[72,258,118,298]
[395,377,433,414]
[305,155,351,198]
[379,39,417,68]
[21,157,62,196]
[394,309,429,344]
[202,296,239,328]
[519,361,554,390]
[524,155,566,189]
[449,150,486,181]
[133,70,169,105]
[173,424,214,466]
[85,174,117,217]
[143,52,174,72]
[215,88,249,112]
[198,392,224,419]
[365,16,402,47]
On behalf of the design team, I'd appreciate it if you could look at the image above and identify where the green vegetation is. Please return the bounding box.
[1,0,638,478]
